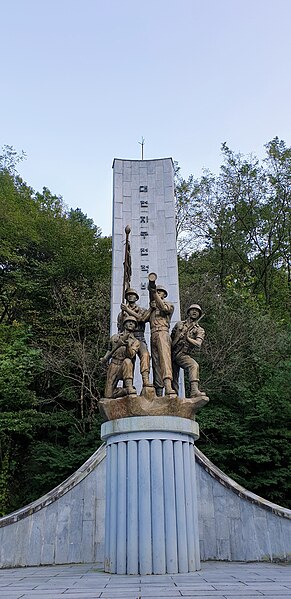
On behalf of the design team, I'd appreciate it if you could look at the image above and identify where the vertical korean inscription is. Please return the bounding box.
[139,179,149,295]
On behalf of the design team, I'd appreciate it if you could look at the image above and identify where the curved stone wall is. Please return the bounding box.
[0,444,290,568]
[0,445,106,567]
[195,448,291,562]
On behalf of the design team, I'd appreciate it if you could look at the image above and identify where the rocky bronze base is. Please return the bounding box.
[98,386,209,422]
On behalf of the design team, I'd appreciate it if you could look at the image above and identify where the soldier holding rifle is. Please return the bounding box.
[147,273,176,397]
[100,316,140,398]
[171,304,206,397]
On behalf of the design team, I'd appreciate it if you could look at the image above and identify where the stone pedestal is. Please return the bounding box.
[101,416,200,574]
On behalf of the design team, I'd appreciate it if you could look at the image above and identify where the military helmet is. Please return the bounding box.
[125,287,139,300]
[156,284,168,298]
[123,315,137,326]
[187,304,202,316]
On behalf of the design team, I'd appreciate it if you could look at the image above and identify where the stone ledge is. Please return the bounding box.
[101,415,199,441]
[98,392,209,422]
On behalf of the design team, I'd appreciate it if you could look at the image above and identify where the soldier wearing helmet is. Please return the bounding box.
[146,273,176,397]
[100,315,140,398]
[119,287,152,388]
[171,304,206,398]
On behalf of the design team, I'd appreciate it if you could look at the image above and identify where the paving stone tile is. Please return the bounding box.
[8,591,67,596]
[180,593,229,597]
[224,596,291,599]
[72,588,108,592]
[244,584,290,589]
[223,596,265,599]
[101,592,142,596]
[71,582,108,587]
[212,591,264,595]
[61,596,102,599]
[109,576,141,580]
[175,584,217,590]
[213,583,270,589]
[141,584,175,588]
[179,595,227,599]
[3,584,40,589]
[107,578,141,583]
[101,588,140,597]
[21,596,101,599]
[63,592,103,595]
[35,578,75,586]
[0,581,25,586]
[256,592,291,596]
[105,582,141,587]
[140,576,175,582]
[18,586,68,591]
[234,579,274,583]
[63,595,102,599]
[140,591,181,597]
[203,577,245,582]
[212,585,247,589]
[100,594,140,598]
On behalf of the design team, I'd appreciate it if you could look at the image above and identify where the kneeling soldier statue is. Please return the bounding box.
[118,287,153,388]
[171,304,206,398]
[100,315,140,398]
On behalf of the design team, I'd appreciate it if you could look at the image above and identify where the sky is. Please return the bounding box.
[1,0,291,236]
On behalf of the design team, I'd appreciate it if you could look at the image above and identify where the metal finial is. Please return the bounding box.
[138,137,145,160]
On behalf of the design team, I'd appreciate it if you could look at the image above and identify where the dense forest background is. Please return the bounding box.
[0,139,290,515]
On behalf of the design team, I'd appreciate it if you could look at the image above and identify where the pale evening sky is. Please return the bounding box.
[1,0,291,235]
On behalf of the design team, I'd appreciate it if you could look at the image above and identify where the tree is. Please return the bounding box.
[177,139,291,507]
[0,149,112,512]
[175,138,290,313]
[0,324,42,514]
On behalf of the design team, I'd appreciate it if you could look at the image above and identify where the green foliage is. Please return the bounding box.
[0,140,290,515]
[176,137,290,314]
[0,324,42,514]
[0,147,111,514]
[177,139,291,507]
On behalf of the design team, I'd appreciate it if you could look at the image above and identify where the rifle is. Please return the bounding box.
[148,272,157,303]
[172,314,204,348]
[100,332,130,365]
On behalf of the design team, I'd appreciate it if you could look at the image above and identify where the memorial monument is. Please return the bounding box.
[0,157,290,570]
[99,158,209,575]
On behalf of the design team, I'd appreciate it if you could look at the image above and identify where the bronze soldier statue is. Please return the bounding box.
[171,304,206,398]
[100,315,140,398]
[147,273,176,396]
[118,288,153,388]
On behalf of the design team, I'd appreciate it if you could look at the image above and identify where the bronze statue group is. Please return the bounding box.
[101,273,206,401]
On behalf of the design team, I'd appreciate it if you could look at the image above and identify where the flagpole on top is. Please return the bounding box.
[122,225,131,304]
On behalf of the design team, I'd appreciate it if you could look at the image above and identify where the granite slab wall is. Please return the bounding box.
[195,448,291,562]
[0,444,290,568]
[0,445,106,568]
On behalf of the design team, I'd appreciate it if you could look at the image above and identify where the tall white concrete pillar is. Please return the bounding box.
[101,416,200,574]
[111,158,180,333]
[111,157,182,393]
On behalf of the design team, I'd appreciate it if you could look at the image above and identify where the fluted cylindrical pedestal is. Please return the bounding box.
[101,416,200,574]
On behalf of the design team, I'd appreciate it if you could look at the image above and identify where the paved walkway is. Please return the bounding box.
[0,562,290,599]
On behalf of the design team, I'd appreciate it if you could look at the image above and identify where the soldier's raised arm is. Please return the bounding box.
[140,307,152,322]
[100,336,114,364]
